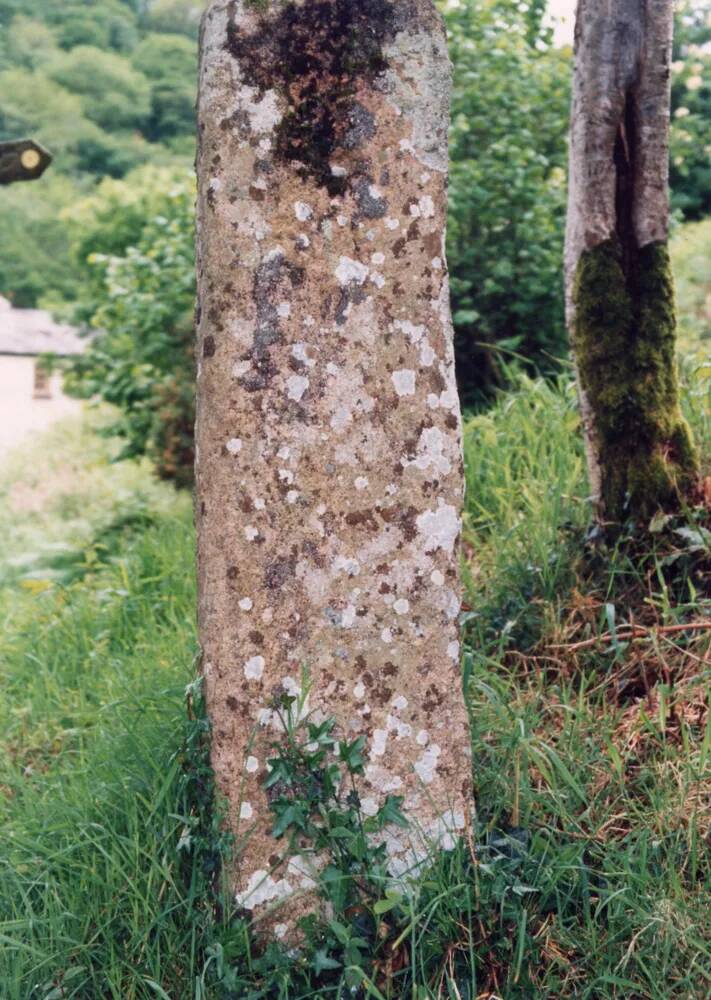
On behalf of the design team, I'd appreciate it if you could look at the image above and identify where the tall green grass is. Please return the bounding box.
[0,367,709,997]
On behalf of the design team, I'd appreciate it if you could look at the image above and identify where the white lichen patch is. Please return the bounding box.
[393,598,410,615]
[394,319,426,344]
[243,87,282,134]
[416,501,460,554]
[447,641,460,661]
[235,869,292,910]
[335,256,369,286]
[244,525,259,541]
[430,569,444,586]
[414,744,441,784]
[392,370,416,396]
[239,597,253,611]
[354,476,369,491]
[419,341,436,366]
[418,195,435,218]
[361,796,379,817]
[370,729,388,758]
[244,655,265,681]
[240,801,254,821]
[246,755,259,773]
[341,605,357,628]
[226,438,242,455]
[294,201,313,221]
[404,426,452,476]
[286,375,309,401]
[332,555,361,576]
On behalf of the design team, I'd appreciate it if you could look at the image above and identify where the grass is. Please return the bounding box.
[0,368,709,998]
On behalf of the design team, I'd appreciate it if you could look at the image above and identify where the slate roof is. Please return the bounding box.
[0,296,85,356]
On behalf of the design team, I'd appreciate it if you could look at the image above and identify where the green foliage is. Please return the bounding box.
[670,0,711,220]
[64,169,196,486]
[143,0,204,38]
[0,175,77,307]
[444,0,571,402]
[0,1,198,304]
[672,217,711,359]
[132,33,198,140]
[45,45,151,131]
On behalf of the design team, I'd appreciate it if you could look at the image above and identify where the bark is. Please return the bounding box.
[565,0,697,527]
[195,0,471,935]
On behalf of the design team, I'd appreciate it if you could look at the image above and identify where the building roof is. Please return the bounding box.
[0,296,85,357]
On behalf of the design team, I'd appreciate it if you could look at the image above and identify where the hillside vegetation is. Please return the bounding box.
[0,0,202,306]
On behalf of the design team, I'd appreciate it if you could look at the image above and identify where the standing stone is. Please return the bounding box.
[195,0,471,929]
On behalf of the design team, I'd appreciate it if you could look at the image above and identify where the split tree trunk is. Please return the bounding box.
[195,0,471,934]
[565,0,698,528]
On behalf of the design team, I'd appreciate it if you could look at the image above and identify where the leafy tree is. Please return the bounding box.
[142,0,204,38]
[46,46,151,131]
[0,176,78,306]
[0,69,102,166]
[444,0,571,403]
[132,34,197,140]
[64,170,196,487]
[670,0,711,220]
[4,16,59,69]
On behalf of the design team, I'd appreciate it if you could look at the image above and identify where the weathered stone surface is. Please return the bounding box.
[195,0,471,928]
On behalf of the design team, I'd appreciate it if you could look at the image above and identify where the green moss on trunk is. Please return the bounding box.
[573,238,697,525]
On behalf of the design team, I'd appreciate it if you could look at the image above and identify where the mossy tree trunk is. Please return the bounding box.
[564,0,698,529]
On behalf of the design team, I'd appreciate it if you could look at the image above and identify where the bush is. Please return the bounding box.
[445,0,571,403]
[64,169,196,487]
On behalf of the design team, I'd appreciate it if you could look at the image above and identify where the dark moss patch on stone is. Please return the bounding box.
[226,0,401,193]
[573,238,697,525]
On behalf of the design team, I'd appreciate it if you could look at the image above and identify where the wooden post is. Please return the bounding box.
[0,140,52,186]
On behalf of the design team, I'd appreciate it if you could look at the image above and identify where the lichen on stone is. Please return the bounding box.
[572,238,698,524]
[226,0,402,193]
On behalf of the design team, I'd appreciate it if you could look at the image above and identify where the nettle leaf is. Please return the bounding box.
[328,919,351,946]
[338,735,366,773]
[373,889,403,915]
[272,802,307,838]
[313,948,341,974]
[376,795,408,829]
[263,759,290,788]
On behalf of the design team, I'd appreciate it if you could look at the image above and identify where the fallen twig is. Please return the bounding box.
[547,620,711,653]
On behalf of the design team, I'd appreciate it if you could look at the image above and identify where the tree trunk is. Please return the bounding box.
[195,0,471,935]
[565,0,698,528]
